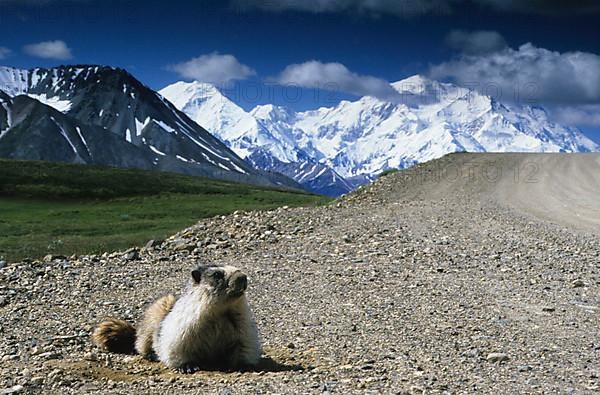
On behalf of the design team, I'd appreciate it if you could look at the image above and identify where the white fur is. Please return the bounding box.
[155,266,261,369]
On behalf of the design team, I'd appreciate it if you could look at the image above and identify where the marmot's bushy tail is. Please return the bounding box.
[92,318,136,354]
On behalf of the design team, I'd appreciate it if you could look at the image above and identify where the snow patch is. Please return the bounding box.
[0,101,12,139]
[149,145,166,156]
[152,119,176,134]
[75,126,89,153]
[135,117,151,136]
[28,93,73,112]
[50,116,78,154]
[0,67,29,96]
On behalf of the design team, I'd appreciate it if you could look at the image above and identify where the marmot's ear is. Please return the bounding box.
[191,269,203,283]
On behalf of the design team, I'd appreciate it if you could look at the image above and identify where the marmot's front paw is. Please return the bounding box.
[176,364,201,374]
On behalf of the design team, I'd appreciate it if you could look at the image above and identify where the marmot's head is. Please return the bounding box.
[190,264,249,304]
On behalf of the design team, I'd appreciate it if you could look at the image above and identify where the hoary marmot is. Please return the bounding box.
[92,265,262,372]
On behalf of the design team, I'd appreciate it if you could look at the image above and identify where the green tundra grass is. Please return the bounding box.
[0,160,330,262]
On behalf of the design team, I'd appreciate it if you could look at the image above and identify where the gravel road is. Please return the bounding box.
[1,153,598,394]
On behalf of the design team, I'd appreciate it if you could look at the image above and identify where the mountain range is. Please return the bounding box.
[0,65,300,189]
[1,64,598,197]
[160,76,599,195]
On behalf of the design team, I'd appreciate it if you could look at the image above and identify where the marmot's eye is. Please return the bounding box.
[211,271,225,280]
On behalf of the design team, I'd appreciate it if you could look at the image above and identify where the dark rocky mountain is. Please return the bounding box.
[0,65,302,189]
[0,92,154,168]
[247,148,353,197]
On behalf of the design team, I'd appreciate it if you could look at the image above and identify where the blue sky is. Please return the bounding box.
[1,0,600,143]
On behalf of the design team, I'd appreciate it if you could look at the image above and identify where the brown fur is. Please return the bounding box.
[135,294,177,358]
[92,318,136,354]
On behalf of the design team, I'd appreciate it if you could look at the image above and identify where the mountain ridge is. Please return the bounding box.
[161,74,598,195]
[2,64,598,197]
[0,65,303,190]
[159,81,352,196]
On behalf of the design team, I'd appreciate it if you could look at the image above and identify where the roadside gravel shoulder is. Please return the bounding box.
[1,154,598,394]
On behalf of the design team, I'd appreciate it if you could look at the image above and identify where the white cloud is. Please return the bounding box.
[429,42,600,105]
[233,0,448,17]
[23,40,73,60]
[477,0,600,15]
[551,104,600,127]
[168,52,256,84]
[0,47,11,59]
[445,30,507,55]
[275,60,401,102]
[232,0,600,16]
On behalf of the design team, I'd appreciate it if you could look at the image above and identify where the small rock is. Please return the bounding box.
[43,255,66,263]
[518,365,533,372]
[286,342,296,349]
[123,356,137,364]
[542,306,556,312]
[124,249,140,261]
[145,239,163,249]
[486,353,509,363]
[0,260,6,269]
[30,377,44,385]
[37,351,60,360]
[30,346,44,356]
[572,279,585,288]
[462,349,479,358]
[173,241,195,252]
[83,352,97,362]
[1,385,24,394]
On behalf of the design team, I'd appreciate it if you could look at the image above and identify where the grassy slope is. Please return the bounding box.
[0,160,330,262]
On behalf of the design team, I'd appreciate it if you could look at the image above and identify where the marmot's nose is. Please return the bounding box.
[231,273,248,291]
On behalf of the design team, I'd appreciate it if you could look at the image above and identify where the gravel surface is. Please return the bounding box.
[1,153,599,394]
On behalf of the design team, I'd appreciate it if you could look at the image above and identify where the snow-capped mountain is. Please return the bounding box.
[0,65,301,189]
[162,75,598,195]
[160,82,352,196]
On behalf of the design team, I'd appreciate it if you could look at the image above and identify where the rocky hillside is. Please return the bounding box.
[0,153,598,394]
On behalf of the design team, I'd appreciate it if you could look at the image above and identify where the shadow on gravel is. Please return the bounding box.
[48,352,306,383]
[184,356,306,373]
[250,356,305,373]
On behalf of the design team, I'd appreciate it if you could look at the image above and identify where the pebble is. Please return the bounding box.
[1,385,23,394]
[572,279,585,288]
[486,353,509,363]
[37,352,60,360]
[83,352,97,362]
[124,249,140,261]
